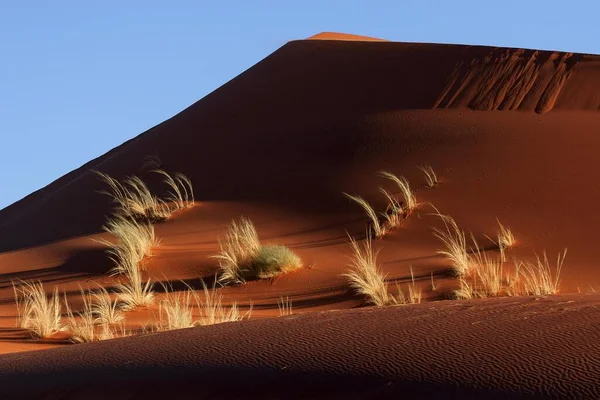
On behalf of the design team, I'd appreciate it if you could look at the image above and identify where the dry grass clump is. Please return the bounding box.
[418,164,438,188]
[379,188,404,232]
[214,217,302,284]
[159,286,196,330]
[473,250,504,296]
[379,171,417,215]
[13,281,63,338]
[96,169,194,221]
[249,245,302,279]
[396,267,422,304]
[277,296,293,316]
[116,265,155,311]
[496,219,515,262]
[515,249,567,295]
[343,234,393,306]
[91,286,124,325]
[454,276,476,300]
[431,212,471,277]
[64,290,97,343]
[197,282,250,326]
[344,193,386,238]
[99,215,158,275]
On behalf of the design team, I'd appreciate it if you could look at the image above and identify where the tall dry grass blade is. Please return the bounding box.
[473,249,504,296]
[378,171,417,214]
[418,164,438,188]
[379,188,403,230]
[277,296,293,316]
[343,234,391,306]
[13,281,62,338]
[343,193,385,238]
[407,266,422,304]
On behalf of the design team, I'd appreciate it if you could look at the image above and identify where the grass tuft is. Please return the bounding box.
[418,164,438,188]
[516,249,567,295]
[214,217,301,284]
[343,234,392,306]
[431,211,471,276]
[13,281,63,338]
[378,171,417,214]
[344,193,386,238]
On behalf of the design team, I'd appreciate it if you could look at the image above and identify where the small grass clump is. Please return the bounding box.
[99,215,158,275]
[116,265,155,311]
[344,193,386,238]
[418,164,439,188]
[96,169,194,222]
[431,212,471,276]
[64,290,97,343]
[91,286,124,325]
[516,249,567,295]
[249,245,302,279]
[13,281,63,338]
[159,286,196,331]
[343,234,393,306]
[214,217,302,284]
[378,171,417,215]
[396,267,422,304]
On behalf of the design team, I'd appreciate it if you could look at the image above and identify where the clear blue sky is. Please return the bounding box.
[1,1,598,210]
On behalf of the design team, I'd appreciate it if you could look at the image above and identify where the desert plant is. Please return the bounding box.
[418,164,438,188]
[64,289,97,343]
[196,281,250,326]
[454,276,476,300]
[343,234,392,306]
[431,212,471,276]
[248,245,302,279]
[344,193,386,238]
[517,249,567,295]
[407,267,422,304]
[379,188,403,231]
[214,217,261,284]
[95,171,172,221]
[13,281,63,338]
[378,171,417,214]
[153,169,195,210]
[277,296,293,316]
[159,285,197,331]
[116,265,155,311]
[473,250,504,296]
[90,286,124,325]
[214,217,301,283]
[98,214,158,275]
[496,219,515,262]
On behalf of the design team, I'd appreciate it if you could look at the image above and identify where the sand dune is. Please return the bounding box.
[1,33,599,398]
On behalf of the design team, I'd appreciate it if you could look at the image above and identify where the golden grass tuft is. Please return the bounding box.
[197,281,250,326]
[96,169,194,221]
[472,250,504,296]
[431,212,471,276]
[99,215,158,275]
[516,249,567,295]
[396,266,422,304]
[214,217,301,284]
[343,234,392,306]
[116,265,155,311]
[418,164,438,188]
[159,285,196,331]
[64,289,97,343]
[379,188,403,231]
[378,171,417,214]
[13,281,63,338]
[277,296,293,316]
[90,286,124,325]
[343,193,386,238]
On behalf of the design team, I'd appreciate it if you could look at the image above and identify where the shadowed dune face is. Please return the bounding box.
[0,40,599,252]
[1,34,600,398]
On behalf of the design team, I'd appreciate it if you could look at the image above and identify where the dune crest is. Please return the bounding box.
[306,32,385,41]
